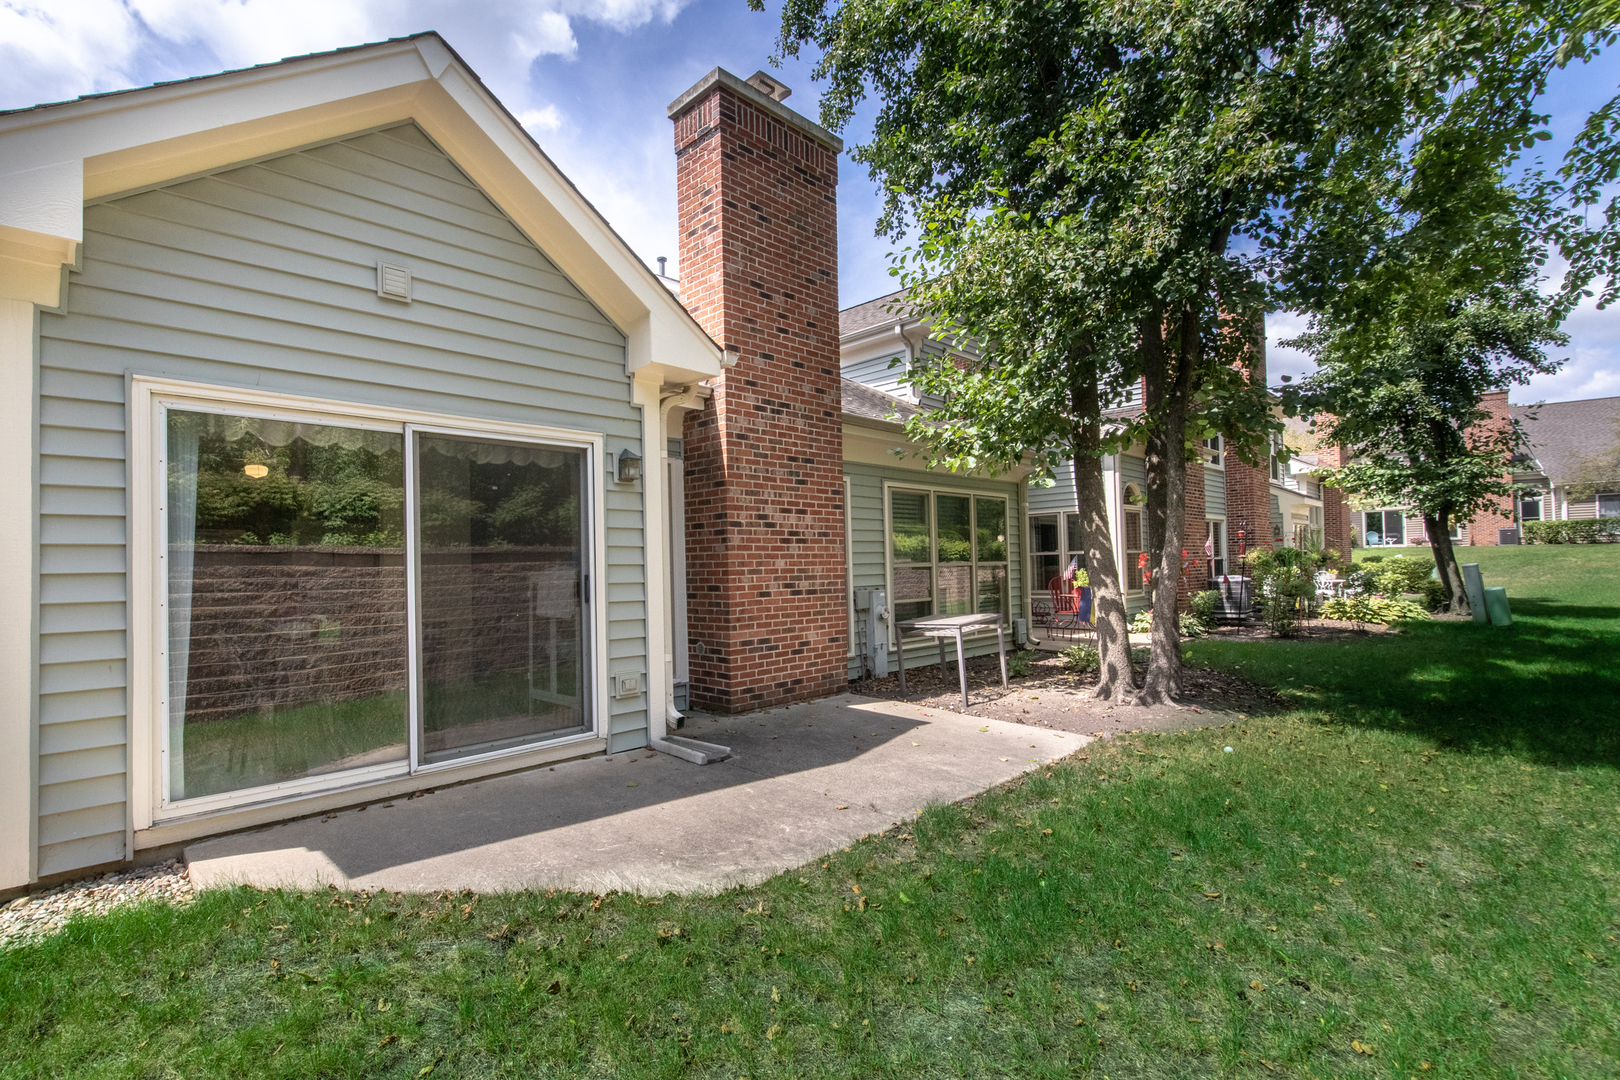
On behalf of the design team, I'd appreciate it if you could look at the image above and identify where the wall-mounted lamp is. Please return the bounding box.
[616,448,643,484]
[243,464,269,479]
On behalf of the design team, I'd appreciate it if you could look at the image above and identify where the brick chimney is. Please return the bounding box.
[667,68,847,713]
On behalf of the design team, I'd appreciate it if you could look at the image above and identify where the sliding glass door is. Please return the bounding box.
[159,397,597,812]
[413,433,588,763]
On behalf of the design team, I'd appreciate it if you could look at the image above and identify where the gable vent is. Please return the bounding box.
[376,261,412,303]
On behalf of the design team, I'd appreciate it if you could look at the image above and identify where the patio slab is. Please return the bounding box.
[184,693,1086,896]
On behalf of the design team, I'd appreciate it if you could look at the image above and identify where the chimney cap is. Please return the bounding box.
[745,70,791,102]
[667,67,844,153]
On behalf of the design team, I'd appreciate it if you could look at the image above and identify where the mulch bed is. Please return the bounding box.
[849,650,1286,739]
[1201,618,1404,642]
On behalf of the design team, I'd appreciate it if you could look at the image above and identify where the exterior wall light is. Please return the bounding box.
[243,463,269,479]
[617,448,642,484]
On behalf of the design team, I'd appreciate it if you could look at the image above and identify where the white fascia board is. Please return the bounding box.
[413,67,718,383]
[0,35,720,383]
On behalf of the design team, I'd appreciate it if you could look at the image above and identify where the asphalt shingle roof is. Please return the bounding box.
[839,289,914,337]
[1511,396,1620,483]
[840,378,918,424]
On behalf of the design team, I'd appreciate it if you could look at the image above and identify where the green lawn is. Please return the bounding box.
[3,547,1616,1078]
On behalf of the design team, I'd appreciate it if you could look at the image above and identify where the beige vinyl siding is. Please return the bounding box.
[1566,492,1598,519]
[844,461,1023,678]
[36,123,645,876]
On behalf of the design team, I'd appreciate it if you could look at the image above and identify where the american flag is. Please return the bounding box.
[1062,557,1079,582]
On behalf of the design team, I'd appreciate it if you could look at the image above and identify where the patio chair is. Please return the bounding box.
[1313,570,1345,601]
[1047,577,1097,640]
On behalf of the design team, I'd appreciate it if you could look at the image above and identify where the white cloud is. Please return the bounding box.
[0,0,691,113]
[515,105,564,133]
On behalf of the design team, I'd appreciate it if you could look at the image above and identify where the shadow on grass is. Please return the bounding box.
[1191,598,1620,770]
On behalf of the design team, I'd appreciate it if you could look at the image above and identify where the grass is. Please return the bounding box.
[4,547,1617,1078]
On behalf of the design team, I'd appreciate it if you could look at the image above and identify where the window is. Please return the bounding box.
[1200,434,1223,467]
[147,385,598,816]
[1123,507,1145,593]
[1204,519,1226,578]
[1362,509,1405,546]
[1519,492,1543,521]
[1600,493,1620,519]
[888,488,1010,624]
[1029,511,1088,596]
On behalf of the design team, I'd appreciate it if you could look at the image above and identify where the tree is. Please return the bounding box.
[893,211,1146,700]
[767,0,1600,699]
[1289,273,1566,614]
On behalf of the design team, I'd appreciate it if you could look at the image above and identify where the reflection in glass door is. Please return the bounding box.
[413,432,588,764]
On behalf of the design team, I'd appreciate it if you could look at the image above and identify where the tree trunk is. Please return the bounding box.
[1071,373,1136,703]
[1139,307,1195,704]
[1424,510,1471,617]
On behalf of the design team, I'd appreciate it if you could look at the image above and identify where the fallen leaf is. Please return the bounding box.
[766,1023,782,1041]
[836,805,849,810]
[546,980,561,994]
[377,999,391,1012]
[1250,981,1264,991]
[771,986,781,1003]
[1351,1040,1375,1055]
[377,1035,397,1049]
[1202,892,1221,900]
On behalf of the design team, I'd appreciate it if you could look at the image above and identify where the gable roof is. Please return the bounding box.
[0,33,719,382]
[1512,396,1620,483]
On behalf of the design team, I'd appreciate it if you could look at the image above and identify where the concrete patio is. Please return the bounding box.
[185,693,1086,895]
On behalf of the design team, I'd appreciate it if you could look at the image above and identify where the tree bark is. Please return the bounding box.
[1071,370,1137,703]
[1424,510,1471,617]
[1139,307,1195,704]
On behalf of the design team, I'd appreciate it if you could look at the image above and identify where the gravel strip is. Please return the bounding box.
[0,860,194,951]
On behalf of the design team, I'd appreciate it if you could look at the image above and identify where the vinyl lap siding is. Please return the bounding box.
[1028,463,1076,516]
[36,123,642,875]
[1204,464,1227,518]
[841,352,908,397]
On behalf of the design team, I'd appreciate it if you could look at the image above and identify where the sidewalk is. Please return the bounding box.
[185,694,1086,896]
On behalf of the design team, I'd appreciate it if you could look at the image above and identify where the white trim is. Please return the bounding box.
[129,375,607,830]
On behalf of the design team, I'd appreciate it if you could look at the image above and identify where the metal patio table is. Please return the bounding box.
[894,612,1009,710]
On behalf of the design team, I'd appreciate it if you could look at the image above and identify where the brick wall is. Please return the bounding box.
[1314,443,1356,557]
[1223,458,1276,562]
[671,74,848,713]
[1463,391,1515,545]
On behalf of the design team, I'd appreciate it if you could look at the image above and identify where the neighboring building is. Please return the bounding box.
[837,294,1353,626]
[1513,395,1620,522]
[1352,392,1620,547]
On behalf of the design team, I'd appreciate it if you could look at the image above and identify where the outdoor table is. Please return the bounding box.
[894,612,1009,710]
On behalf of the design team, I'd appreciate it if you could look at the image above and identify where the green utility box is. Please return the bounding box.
[1484,586,1513,626]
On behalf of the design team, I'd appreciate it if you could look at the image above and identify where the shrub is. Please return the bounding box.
[1060,644,1099,673]
[1419,577,1447,611]
[1321,595,1431,624]
[1128,609,1154,634]
[1523,519,1620,544]
[1008,649,1036,679]
[1360,553,1386,563]
[1179,613,1208,638]
[1368,555,1436,596]
[1190,590,1221,624]
[1250,546,1316,636]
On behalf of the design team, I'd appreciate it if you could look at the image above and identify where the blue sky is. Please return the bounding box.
[3,0,1615,403]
